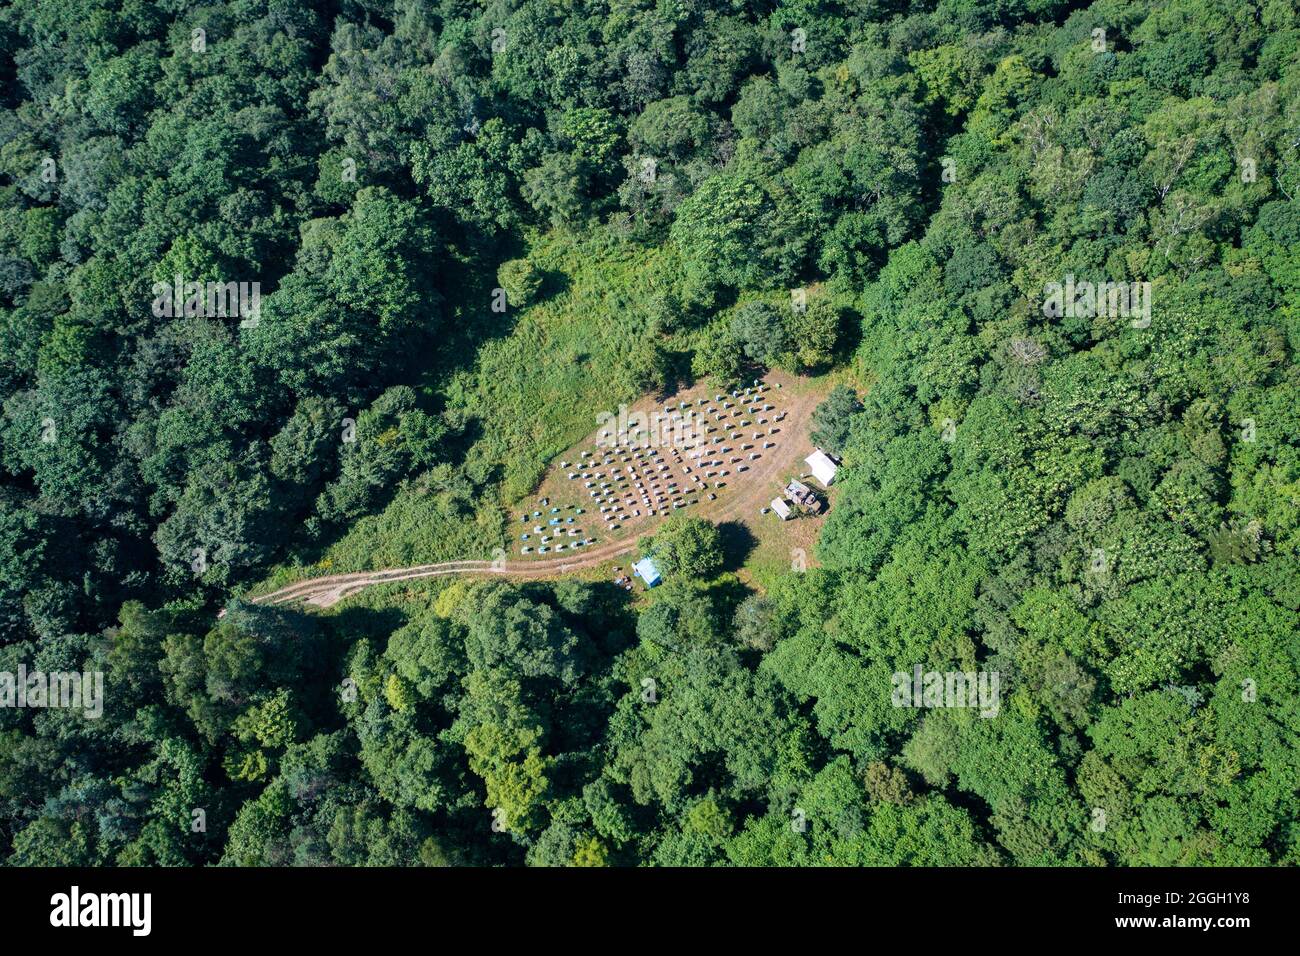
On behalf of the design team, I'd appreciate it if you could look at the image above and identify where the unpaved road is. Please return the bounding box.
[249,380,821,609]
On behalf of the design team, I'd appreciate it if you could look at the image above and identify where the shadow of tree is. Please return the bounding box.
[716,519,758,572]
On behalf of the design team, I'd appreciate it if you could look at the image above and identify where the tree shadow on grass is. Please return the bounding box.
[654,348,698,400]
[716,519,757,573]
[325,603,408,645]
[833,305,864,365]
[539,268,570,301]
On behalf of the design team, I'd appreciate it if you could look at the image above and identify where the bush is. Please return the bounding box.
[641,515,724,580]
[730,301,788,366]
[497,257,543,308]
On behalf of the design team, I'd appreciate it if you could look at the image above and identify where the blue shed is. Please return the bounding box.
[633,557,662,588]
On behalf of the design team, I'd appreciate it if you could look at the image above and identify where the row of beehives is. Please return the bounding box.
[559,381,789,533]
[568,444,700,531]
[515,500,596,555]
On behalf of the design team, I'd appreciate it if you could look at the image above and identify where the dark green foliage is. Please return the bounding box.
[2,0,1298,869]
[640,514,724,581]
[811,385,862,457]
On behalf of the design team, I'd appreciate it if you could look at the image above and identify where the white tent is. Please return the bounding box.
[771,498,792,520]
[804,449,839,486]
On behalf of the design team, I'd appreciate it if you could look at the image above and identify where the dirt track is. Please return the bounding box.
[249,379,821,609]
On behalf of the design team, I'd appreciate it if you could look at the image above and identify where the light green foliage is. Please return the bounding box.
[496,257,542,309]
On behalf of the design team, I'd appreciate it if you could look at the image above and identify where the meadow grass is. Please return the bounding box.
[253,229,849,587]
[308,230,683,573]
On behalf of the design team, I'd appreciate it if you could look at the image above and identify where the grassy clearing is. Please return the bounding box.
[451,230,682,499]
[299,230,683,574]
[252,229,848,588]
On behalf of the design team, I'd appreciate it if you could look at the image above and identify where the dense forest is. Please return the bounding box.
[1,0,1298,866]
